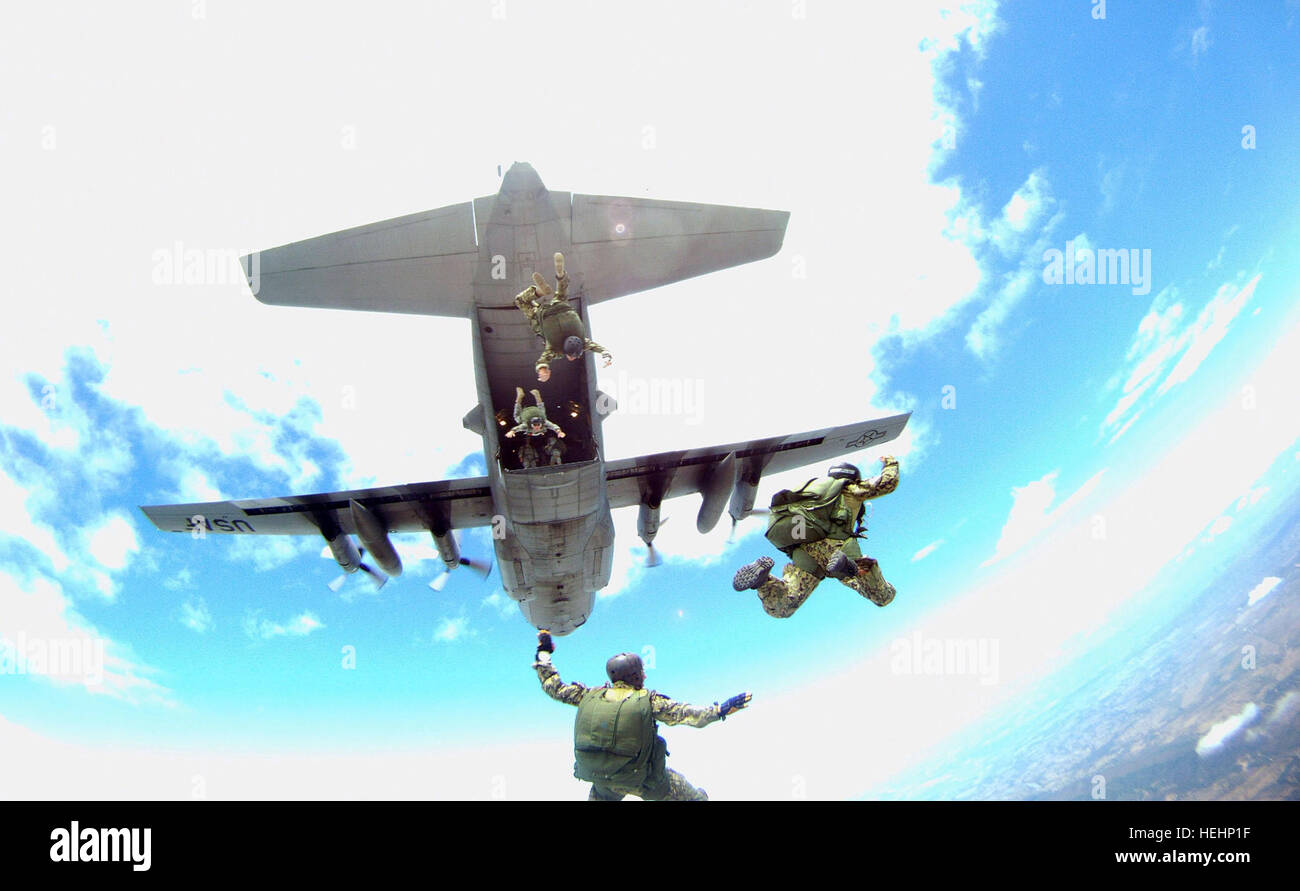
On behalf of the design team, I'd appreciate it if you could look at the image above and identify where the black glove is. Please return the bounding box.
[536,630,554,659]
[718,692,752,719]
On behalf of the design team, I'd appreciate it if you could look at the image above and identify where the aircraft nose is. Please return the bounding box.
[500,162,546,195]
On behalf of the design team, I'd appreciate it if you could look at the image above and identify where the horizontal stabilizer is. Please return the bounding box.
[243,202,480,317]
[568,195,789,305]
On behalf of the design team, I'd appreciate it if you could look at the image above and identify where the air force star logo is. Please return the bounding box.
[845,428,887,449]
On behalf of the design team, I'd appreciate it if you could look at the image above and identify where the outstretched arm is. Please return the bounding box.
[849,455,899,500]
[649,692,721,728]
[647,691,748,728]
[583,339,613,367]
[649,691,751,727]
[533,631,587,706]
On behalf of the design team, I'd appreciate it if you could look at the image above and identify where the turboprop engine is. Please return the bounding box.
[696,452,736,534]
[349,499,403,577]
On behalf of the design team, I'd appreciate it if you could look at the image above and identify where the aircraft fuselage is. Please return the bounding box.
[465,164,615,633]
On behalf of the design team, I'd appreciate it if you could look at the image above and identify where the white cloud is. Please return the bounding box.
[433,615,473,643]
[1157,278,1259,395]
[989,170,1053,250]
[1196,703,1257,757]
[226,535,318,573]
[1246,577,1281,607]
[482,591,521,621]
[243,610,324,640]
[1203,515,1232,541]
[983,468,1107,566]
[1098,162,1126,215]
[0,466,70,573]
[163,568,193,591]
[0,714,585,800]
[912,540,945,562]
[180,599,213,633]
[1190,26,1211,58]
[0,571,170,702]
[1102,276,1260,439]
[85,513,140,573]
[1234,486,1268,511]
[174,468,227,504]
[961,170,1065,358]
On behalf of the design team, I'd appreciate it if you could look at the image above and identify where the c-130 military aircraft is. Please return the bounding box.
[140,163,909,634]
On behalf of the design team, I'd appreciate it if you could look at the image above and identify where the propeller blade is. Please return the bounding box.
[645,543,662,568]
[728,508,768,542]
[461,555,494,579]
[360,562,388,590]
[429,555,494,591]
[327,573,347,593]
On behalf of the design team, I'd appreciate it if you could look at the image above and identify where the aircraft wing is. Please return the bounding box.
[140,476,495,537]
[568,195,789,306]
[242,201,480,318]
[603,412,911,511]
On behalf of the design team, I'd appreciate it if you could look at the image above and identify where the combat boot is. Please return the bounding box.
[825,550,857,579]
[732,556,774,591]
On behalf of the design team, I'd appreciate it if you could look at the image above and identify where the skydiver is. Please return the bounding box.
[514,252,612,382]
[532,631,751,801]
[504,386,565,467]
[732,456,899,619]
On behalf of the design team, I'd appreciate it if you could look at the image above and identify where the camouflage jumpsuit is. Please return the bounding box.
[757,458,900,619]
[534,657,717,801]
[514,272,611,372]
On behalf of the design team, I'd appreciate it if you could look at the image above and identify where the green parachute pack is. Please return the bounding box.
[764,477,866,557]
[539,300,585,350]
[573,686,661,788]
[518,404,546,426]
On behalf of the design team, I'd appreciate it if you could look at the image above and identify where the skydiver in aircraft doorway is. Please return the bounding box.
[505,387,565,468]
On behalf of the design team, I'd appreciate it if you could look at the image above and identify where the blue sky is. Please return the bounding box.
[1,1,1298,799]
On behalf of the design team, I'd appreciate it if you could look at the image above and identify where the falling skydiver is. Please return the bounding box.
[732,456,899,618]
[533,631,750,801]
[514,252,613,382]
